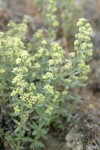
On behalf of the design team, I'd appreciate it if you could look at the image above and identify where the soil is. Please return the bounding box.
[0,0,100,150]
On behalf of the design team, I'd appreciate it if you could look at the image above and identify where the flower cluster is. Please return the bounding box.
[45,0,59,28]
[43,72,54,80]
[14,105,20,113]
[44,84,54,94]
[74,18,93,81]
[7,15,28,40]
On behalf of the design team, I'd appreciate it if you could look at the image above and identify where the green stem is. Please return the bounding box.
[16,103,25,150]
[1,79,5,104]
[16,115,23,150]
[67,94,78,122]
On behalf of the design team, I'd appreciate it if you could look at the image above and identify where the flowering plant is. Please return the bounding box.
[0,11,93,150]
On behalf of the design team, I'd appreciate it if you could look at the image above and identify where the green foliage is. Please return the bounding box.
[0,15,93,149]
[57,0,88,37]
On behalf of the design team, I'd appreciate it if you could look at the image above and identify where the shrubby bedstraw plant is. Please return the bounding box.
[2,18,92,150]
[0,13,93,150]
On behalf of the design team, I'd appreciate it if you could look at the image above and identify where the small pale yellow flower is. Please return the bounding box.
[44,84,54,94]
[14,105,20,113]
